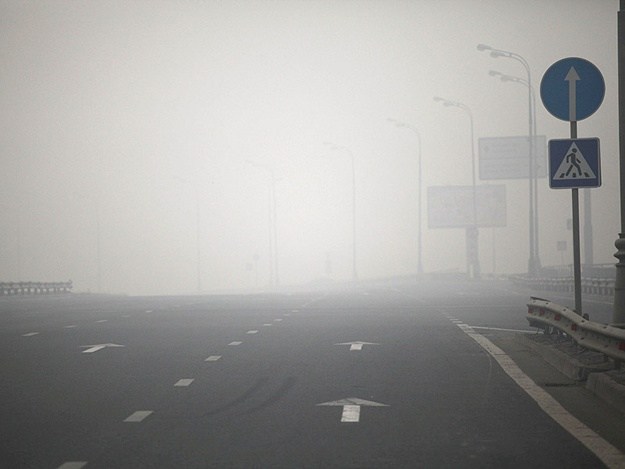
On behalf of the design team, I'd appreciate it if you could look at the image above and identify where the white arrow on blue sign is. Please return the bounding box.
[540,57,605,122]
[548,138,601,189]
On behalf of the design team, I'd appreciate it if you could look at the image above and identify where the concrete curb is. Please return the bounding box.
[518,333,625,414]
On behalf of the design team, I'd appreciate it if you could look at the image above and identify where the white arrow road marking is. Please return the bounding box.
[174,379,194,387]
[58,462,87,469]
[205,355,221,361]
[22,332,39,337]
[80,343,125,354]
[317,397,389,423]
[124,410,153,422]
[335,341,379,351]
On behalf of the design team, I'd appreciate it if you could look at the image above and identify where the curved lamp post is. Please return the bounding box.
[433,97,480,279]
[387,118,424,274]
[478,44,542,277]
[323,142,357,281]
[246,160,279,287]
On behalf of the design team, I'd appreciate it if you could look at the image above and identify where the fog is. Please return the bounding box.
[0,0,619,294]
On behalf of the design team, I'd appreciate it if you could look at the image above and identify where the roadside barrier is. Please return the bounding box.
[0,281,72,296]
[511,275,615,296]
[527,297,625,364]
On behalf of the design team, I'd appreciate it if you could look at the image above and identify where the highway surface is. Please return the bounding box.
[1,278,623,468]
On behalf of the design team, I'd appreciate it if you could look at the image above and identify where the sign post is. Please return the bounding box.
[541,57,605,315]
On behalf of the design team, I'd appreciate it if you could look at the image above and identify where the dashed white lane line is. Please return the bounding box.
[124,410,153,423]
[22,332,39,337]
[246,330,259,334]
[274,318,283,322]
[96,320,108,323]
[174,379,194,387]
[291,309,300,313]
[228,341,242,346]
[263,323,273,327]
[58,462,87,469]
[64,325,78,329]
[205,355,222,361]
[453,319,625,468]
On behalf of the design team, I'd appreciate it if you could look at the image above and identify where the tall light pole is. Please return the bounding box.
[246,160,279,287]
[488,68,540,278]
[174,177,202,293]
[324,142,357,281]
[433,97,480,279]
[478,44,542,277]
[387,118,424,274]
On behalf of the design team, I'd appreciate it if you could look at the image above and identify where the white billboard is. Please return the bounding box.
[478,136,547,180]
[427,185,507,229]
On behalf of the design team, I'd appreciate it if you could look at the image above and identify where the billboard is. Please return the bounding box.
[427,185,506,229]
[478,136,547,180]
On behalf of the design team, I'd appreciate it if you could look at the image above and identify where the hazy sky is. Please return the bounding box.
[0,0,619,294]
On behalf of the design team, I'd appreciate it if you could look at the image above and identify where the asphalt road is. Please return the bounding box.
[1,278,623,468]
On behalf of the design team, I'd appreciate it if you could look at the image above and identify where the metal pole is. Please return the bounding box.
[417,130,423,275]
[195,192,201,293]
[350,151,357,281]
[571,121,583,315]
[271,170,279,286]
[613,0,625,324]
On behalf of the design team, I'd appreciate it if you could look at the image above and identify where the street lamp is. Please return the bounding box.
[174,177,202,293]
[488,68,541,278]
[433,97,480,279]
[387,118,424,275]
[478,44,542,277]
[246,160,279,287]
[323,142,357,281]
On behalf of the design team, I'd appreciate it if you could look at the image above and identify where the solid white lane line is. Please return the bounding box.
[22,332,39,337]
[228,341,242,346]
[341,405,361,422]
[205,355,221,361]
[58,462,87,469]
[454,321,625,468]
[470,326,537,334]
[246,330,258,334]
[174,379,194,387]
[124,410,153,423]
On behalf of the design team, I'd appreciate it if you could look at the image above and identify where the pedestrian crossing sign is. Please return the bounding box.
[548,138,601,189]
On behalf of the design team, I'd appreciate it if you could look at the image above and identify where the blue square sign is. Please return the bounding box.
[548,138,601,189]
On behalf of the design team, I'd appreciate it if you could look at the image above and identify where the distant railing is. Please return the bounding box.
[0,281,73,296]
[510,274,615,296]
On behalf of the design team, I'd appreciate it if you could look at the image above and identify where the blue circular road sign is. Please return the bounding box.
[540,57,605,121]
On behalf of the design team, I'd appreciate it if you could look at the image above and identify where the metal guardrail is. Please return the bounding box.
[527,297,625,363]
[0,281,73,296]
[511,275,615,296]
